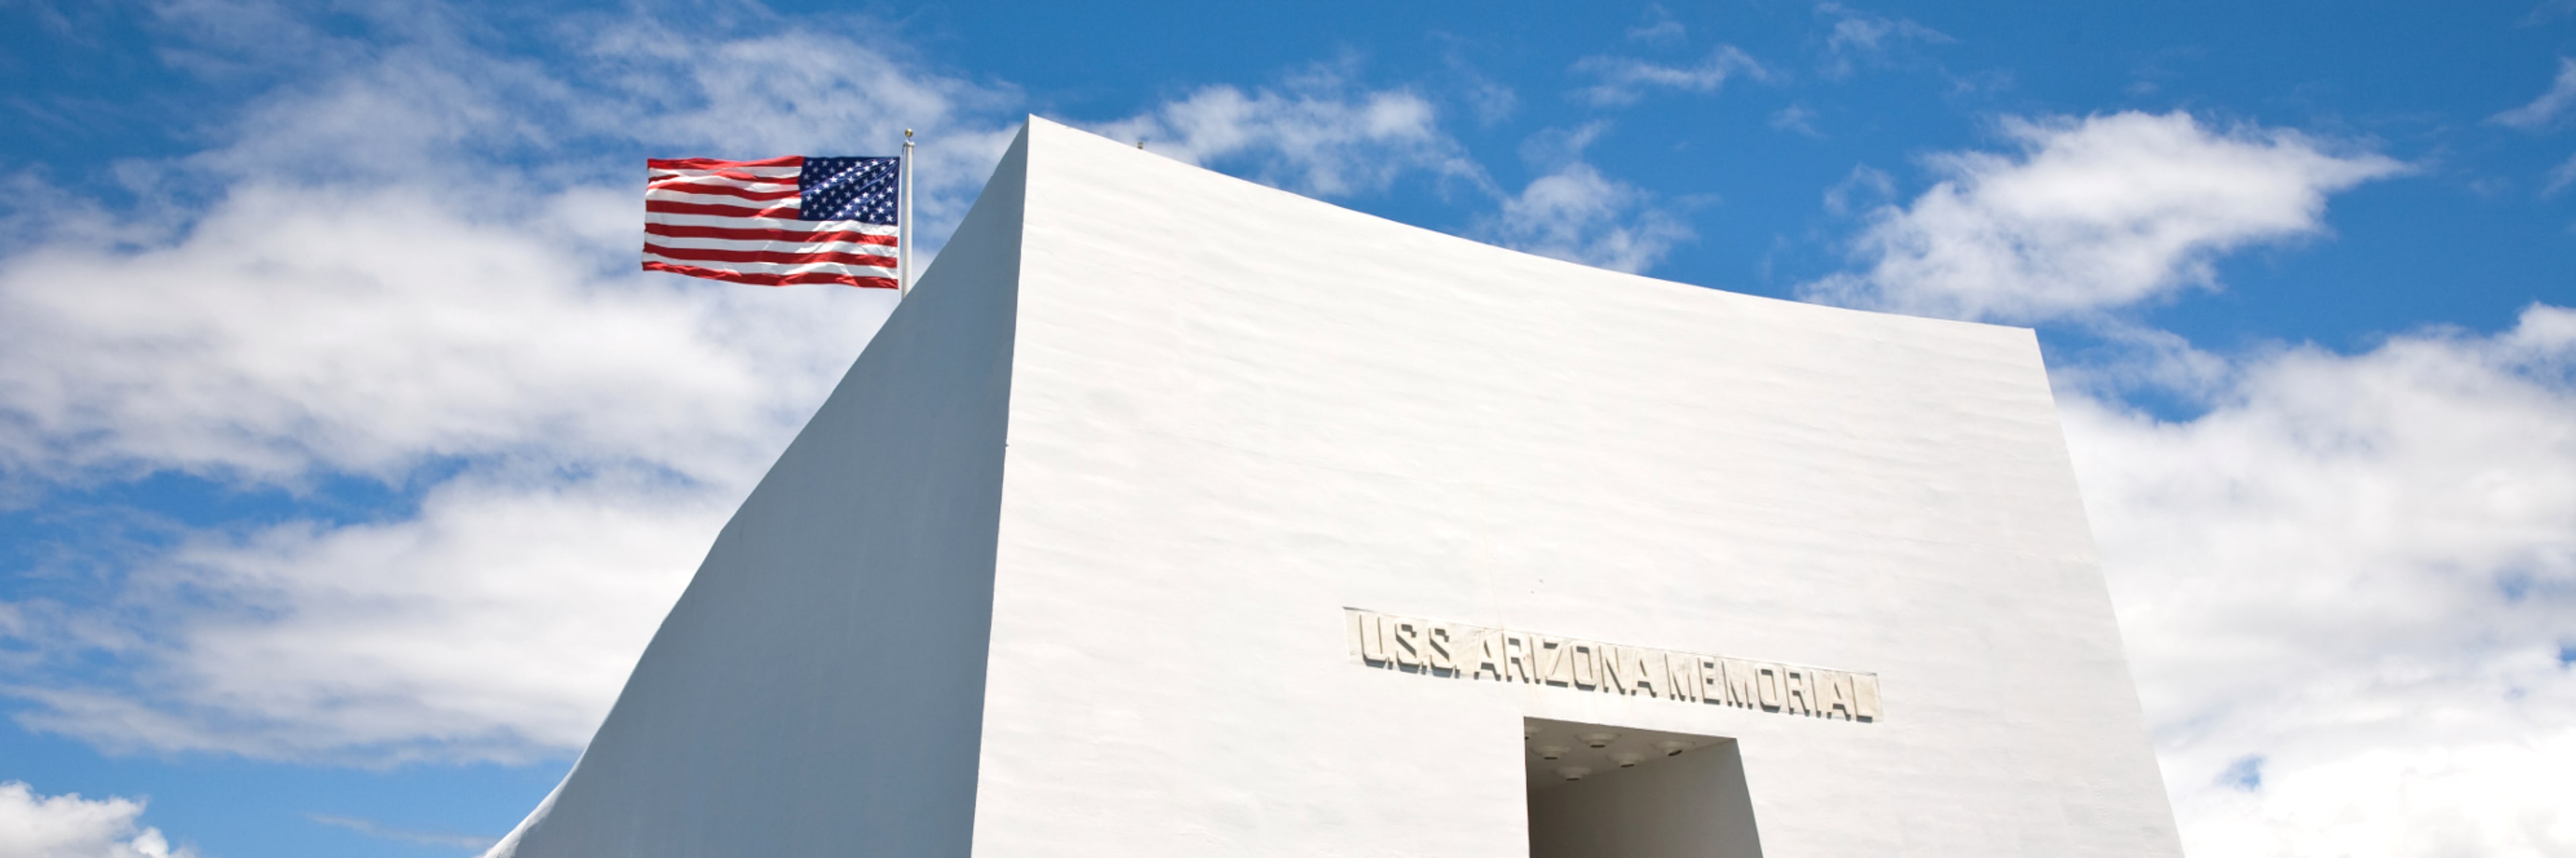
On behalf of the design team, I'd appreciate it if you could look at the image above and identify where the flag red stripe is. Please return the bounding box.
[644,243,898,267]
[643,181,800,201]
[643,260,896,288]
[644,222,897,246]
[645,199,801,219]
[645,172,796,191]
[647,156,804,170]
[643,155,902,290]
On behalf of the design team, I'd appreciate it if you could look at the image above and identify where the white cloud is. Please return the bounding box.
[1440,49,1521,127]
[1097,68,1482,199]
[1815,2,1952,78]
[0,782,191,858]
[2062,305,2576,857]
[1479,162,1695,273]
[9,474,729,763]
[585,25,1024,225]
[1769,104,1825,139]
[1472,125,1697,273]
[309,813,500,849]
[113,8,1018,244]
[1570,46,1766,106]
[0,15,983,763]
[2173,738,2576,858]
[1791,104,2575,855]
[1800,111,2403,323]
[2490,57,2576,129]
[0,21,970,763]
[1819,164,1893,216]
[2546,152,2576,196]
[0,181,882,485]
[0,6,1513,765]
[1625,5,1687,44]
[2049,321,2235,402]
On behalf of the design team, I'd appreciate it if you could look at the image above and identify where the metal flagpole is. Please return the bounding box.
[899,129,914,297]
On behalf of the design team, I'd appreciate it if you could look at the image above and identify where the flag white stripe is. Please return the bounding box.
[645,212,899,233]
[646,235,899,256]
[641,252,897,277]
[648,166,802,179]
[646,190,806,207]
[645,176,799,193]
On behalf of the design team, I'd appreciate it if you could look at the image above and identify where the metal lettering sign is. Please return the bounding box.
[1346,608,1882,723]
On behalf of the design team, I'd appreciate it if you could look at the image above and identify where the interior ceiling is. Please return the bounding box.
[1523,717,1731,792]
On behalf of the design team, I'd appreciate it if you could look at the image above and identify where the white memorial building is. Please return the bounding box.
[490,117,2184,858]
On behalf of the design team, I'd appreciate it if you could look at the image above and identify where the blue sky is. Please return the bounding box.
[2,1,2573,856]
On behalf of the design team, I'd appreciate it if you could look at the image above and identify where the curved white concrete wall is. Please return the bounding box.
[971,117,2181,857]
[494,116,2182,858]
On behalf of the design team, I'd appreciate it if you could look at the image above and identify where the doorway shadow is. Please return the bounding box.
[1525,717,1762,858]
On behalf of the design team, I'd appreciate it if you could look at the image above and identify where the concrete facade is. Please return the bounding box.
[492,117,2184,857]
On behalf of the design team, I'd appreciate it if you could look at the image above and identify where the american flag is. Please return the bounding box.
[644,156,902,288]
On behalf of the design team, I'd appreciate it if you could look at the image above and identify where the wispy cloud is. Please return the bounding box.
[1473,124,1698,273]
[1095,63,1485,198]
[2491,57,2576,129]
[1819,164,1893,215]
[1815,2,1952,78]
[1625,5,1687,44]
[1770,103,1824,138]
[1800,111,2402,323]
[2548,152,2576,196]
[1570,46,1767,106]
[310,813,499,849]
[1440,46,1521,126]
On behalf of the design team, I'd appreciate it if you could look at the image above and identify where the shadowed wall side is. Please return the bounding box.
[488,126,1031,858]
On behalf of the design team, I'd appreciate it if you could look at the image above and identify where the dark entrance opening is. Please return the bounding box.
[1524,717,1762,858]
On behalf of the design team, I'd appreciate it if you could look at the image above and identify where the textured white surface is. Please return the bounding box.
[974,117,2178,857]
[496,116,2182,857]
